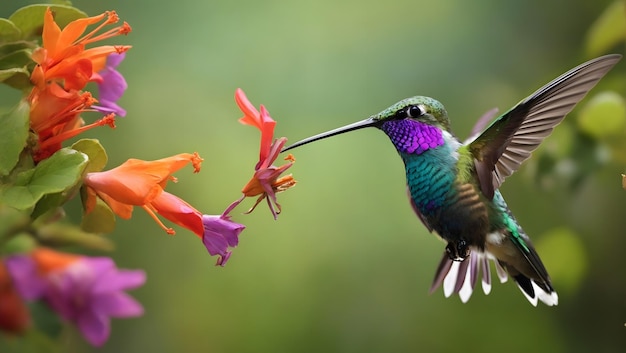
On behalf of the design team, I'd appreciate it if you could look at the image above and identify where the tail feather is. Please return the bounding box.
[431,250,508,303]
[429,252,453,294]
[430,250,558,306]
[513,274,537,306]
[480,255,492,294]
[512,274,559,307]
[494,258,508,283]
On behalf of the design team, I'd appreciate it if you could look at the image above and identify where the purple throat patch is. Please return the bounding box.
[382,120,444,154]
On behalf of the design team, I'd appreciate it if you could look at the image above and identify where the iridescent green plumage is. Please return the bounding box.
[283,54,621,305]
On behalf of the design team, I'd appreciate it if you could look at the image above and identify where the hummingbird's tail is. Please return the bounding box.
[429,249,558,306]
[490,226,560,306]
[430,250,505,303]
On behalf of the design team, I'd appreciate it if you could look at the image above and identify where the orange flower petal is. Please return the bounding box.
[35,8,131,92]
[29,82,83,132]
[84,153,203,215]
[41,8,62,58]
[45,57,93,91]
[150,191,204,237]
[235,88,261,129]
[31,248,81,274]
[97,190,134,219]
[242,176,264,197]
[258,105,276,164]
[85,168,164,206]
[56,12,108,54]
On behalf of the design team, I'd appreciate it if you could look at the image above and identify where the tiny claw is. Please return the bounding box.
[445,238,470,262]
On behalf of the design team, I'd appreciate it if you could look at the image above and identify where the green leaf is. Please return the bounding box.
[0,48,33,69]
[32,143,105,219]
[0,48,34,89]
[80,190,116,234]
[71,139,108,173]
[37,222,114,251]
[585,0,626,56]
[51,0,74,5]
[0,66,31,90]
[31,190,77,221]
[0,148,88,211]
[0,100,30,176]
[30,194,64,220]
[9,4,87,40]
[0,18,21,43]
[0,67,26,81]
[577,91,626,139]
[0,41,36,57]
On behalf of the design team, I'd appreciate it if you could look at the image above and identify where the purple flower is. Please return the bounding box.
[202,214,246,266]
[95,52,128,117]
[6,250,145,347]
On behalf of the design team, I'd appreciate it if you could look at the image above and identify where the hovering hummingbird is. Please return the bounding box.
[282,54,621,306]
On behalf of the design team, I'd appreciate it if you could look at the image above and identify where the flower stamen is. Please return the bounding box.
[190,152,203,173]
[31,90,96,133]
[38,113,116,151]
[76,12,123,46]
[141,205,176,235]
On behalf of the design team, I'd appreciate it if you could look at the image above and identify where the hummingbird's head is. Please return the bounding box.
[282,96,450,154]
[369,96,450,155]
[371,96,450,131]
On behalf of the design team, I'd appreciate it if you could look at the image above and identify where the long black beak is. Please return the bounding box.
[282,117,379,152]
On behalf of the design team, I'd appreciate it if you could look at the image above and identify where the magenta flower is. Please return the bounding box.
[6,249,145,347]
[94,52,128,117]
[202,213,246,266]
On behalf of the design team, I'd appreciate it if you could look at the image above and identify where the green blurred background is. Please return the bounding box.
[2,0,626,352]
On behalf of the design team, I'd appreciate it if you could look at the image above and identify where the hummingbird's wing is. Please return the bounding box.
[468,54,621,199]
[463,107,499,144]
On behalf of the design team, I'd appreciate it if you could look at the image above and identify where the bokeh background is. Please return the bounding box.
[1,0,625,352]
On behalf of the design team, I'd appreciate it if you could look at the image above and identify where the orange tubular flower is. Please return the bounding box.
[28,8,131,161]
[83,153,204,235]
[29,84,116,161]
[31,8,131,90]
[148,191,204,236]
[235,89,296,219]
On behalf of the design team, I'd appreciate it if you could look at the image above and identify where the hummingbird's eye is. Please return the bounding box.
[407,105,426,118]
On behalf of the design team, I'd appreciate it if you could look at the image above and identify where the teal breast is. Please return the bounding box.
[402,145,458,215]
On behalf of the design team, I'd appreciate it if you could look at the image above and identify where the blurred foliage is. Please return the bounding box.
[1,0,625,353]
[585,0,626,57]
[535,227,588,293]
[577,91,625,139]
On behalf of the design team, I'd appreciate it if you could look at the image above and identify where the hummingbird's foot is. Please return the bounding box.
[445,239,470,262]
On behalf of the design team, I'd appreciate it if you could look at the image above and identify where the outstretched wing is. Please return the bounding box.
[468,54,621,199]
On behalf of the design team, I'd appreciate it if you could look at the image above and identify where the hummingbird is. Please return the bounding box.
[282,54,621,306]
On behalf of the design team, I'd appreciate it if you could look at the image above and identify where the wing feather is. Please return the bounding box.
[469,54,621,198]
